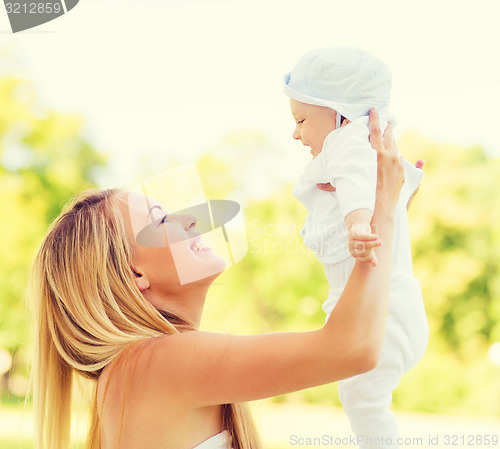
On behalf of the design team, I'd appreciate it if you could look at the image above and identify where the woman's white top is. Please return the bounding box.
[192,430,232,449]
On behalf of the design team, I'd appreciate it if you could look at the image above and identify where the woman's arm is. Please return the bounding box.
[326,117,403,361]
[132,109,404,410]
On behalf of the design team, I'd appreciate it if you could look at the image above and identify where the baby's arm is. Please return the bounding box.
[345,208,381,267]
[323,119,380,266]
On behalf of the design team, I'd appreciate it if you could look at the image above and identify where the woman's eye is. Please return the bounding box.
[159,214,168,225]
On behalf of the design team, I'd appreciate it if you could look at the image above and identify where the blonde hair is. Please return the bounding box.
[29,189,262,449]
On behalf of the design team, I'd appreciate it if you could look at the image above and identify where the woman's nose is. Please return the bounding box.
[169,213,197,231]
[181,214,197,231]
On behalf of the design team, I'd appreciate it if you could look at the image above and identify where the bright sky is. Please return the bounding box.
[1,0,499,190]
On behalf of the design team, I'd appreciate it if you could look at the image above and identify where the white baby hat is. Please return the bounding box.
[284,47,392,127]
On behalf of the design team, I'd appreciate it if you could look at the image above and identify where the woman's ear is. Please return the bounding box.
[132,268,150,292]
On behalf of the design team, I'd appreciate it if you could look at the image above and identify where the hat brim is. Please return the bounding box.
[283,72,375,121]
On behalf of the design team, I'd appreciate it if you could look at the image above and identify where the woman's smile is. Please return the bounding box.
[189,236,212,253]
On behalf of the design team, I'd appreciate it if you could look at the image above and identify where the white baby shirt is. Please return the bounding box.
[293,116,423,274]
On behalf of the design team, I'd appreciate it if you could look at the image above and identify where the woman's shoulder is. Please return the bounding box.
[97,339,149,402]
[97,335,198,426]
[97,335,220,448]
[98,333,206,392]
[97,337,175,400]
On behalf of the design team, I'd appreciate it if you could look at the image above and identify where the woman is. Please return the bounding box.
[29,109,406,449]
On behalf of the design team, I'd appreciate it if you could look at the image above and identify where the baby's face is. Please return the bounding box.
[290,99,337,159]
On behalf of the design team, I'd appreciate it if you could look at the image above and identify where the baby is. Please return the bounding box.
[284,47,429,449]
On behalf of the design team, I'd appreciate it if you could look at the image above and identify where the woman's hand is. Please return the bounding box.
[368,108,405,210]
[316,109,404,196]
[407,160,424,210]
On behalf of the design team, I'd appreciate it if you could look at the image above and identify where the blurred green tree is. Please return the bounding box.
[0,76,105,364]
[394,133,500,415]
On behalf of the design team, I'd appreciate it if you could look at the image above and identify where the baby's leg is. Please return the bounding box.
[323,258,356,316]
[339,323,407,449]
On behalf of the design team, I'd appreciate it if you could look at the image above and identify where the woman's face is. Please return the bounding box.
[124,192,227,289]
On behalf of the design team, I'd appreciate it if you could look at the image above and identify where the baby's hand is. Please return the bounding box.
[348,223,382,267]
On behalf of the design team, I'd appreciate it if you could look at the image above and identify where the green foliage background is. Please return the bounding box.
[0,75,105,379]
[1,72,499,424]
